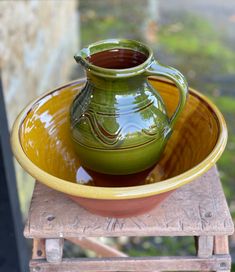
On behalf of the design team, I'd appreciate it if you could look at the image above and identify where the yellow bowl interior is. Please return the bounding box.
[12,77,227,199]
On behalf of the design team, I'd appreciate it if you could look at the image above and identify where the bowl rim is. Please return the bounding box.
[11,77,228,200]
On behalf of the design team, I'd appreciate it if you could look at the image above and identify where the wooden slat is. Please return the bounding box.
[24,167,234,238]
[67,238,161,272]
[67,237,127,257]
[29,255,231,272]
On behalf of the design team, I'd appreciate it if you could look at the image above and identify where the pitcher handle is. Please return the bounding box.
[145,60,188,128]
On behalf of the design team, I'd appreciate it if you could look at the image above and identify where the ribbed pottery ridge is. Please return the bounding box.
[70,82,171,150]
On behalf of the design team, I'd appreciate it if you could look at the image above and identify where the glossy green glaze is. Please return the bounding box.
[71,39,188,175]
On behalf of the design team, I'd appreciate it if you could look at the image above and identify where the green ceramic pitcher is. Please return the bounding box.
[70,39,188,175]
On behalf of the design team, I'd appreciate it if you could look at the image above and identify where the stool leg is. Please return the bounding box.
[214,236,229,255]
[214,236,230,272]
[195,236,213,272]
[197,236,213,258]
[45,238,64,263]
[32,238,46,259]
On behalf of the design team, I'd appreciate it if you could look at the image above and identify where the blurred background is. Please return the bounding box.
[1,0,235,268]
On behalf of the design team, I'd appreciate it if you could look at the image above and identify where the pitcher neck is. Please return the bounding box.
[87,72,146,92]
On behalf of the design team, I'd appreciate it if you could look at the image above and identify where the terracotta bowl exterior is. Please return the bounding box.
[70,191,172,217]
[11,77,227,217]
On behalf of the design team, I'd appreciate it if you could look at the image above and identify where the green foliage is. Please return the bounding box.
[80,1,145,46]
[159,13,235,74]
[213,96,235,113]
[209,96,235,206]
[124,237,196,257]
[157,13,235,210]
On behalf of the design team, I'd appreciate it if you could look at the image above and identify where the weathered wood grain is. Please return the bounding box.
[29,255,231,272]
[24,167,234,238]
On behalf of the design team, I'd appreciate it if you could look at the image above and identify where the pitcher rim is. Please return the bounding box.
[74,38,154,78]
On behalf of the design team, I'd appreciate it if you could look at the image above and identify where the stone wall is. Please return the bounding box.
[0,0,79,126]
[0,0,79,216]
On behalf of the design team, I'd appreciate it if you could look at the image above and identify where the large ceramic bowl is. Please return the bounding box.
[11,77,227,217]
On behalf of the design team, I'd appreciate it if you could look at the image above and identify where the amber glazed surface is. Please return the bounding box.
[11,77,227,217]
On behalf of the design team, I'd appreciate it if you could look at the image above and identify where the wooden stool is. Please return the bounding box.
[25,166,234,271]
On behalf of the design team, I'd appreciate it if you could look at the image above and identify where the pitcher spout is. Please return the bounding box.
[74,54,87,68]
